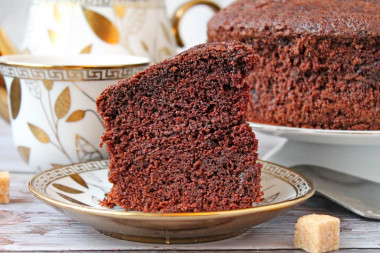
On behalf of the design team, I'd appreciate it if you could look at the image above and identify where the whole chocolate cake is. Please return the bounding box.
[96,41,262,213]
[208,0,380,130]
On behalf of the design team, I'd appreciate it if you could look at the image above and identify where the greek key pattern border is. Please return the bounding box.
[32,160,109,193]
[0,65,146,81]
[260,161,311,197]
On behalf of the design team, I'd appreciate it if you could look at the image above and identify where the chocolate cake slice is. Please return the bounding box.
[96,41,262,213]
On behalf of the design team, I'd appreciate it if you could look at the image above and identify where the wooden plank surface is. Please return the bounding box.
[1,173,379,252]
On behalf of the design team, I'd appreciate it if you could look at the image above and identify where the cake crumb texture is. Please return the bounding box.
[0,171,10,204]
[97,41,262,213]
[294,214,340,253]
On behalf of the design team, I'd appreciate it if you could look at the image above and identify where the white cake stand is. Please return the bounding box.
[249,123,380,183]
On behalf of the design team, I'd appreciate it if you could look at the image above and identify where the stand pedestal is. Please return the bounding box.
[262,140,380,183]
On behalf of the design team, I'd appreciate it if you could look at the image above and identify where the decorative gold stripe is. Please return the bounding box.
[0,60,148,69]
[0,65,146,81]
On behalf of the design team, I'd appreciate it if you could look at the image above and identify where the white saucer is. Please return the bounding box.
[249,123,380,146]
[249,123,380,183]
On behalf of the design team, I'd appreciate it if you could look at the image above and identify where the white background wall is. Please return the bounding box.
[0,0,235,53]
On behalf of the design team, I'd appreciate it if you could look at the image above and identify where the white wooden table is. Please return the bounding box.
[1,117,379,252]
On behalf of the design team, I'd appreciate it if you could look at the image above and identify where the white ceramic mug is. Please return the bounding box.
[0,54,149,171]
[21,0,220,62]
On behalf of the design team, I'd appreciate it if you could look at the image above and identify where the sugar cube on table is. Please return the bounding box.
[294,214,340,253]
[0,171,10,204]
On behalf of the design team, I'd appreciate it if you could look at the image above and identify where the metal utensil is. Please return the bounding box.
[291,164,380,220]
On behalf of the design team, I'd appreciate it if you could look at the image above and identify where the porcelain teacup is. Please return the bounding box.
[0,54,149,171]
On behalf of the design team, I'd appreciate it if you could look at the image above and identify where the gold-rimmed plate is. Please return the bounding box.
[29,159,314,244]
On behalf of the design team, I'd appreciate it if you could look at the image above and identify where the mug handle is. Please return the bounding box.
[171,0,221,48]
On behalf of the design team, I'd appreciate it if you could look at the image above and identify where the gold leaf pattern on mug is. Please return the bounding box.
[75,134,104,162]
[141,40,149,52]
[79,44,92,54]
[161,22,172,44]
[0,80,9,122]
[53,183,84,194]
[66,110,85,122]
[27,123,51,143]
[48,29,59,44]
[0,73,5,88]
[10,77,21,120]
[125,8,146,34]
[161,47,172,56]
[54,4,61,23]
[70,173,88,189]
[43,80,54,91]
[51,163,64,168]
[55,87,71,119]
[26,80,41,98]
[113,5,127,19]
[17,146,31,163]
[83,8,120,44]
[56,192,89,206]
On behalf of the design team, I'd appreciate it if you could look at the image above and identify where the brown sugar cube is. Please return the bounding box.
[0,171,10,204]
[294,214,340,253]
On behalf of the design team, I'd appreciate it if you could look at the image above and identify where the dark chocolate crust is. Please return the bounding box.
[96,41,262,213]
[208,0,380,130]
